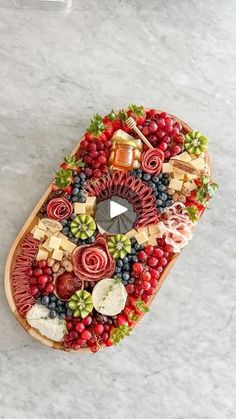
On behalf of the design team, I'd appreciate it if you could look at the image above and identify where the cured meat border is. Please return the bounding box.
[4,110,212,352]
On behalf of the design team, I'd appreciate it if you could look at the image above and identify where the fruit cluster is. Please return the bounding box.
[130,169,174,213]
[28,260,54,298]
[65,171,87,203]
[140,110,184,158]
[113,238,143,285]
[36,294,72,319]
[61,215,97,245]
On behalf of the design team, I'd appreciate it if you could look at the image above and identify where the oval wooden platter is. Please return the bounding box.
[4,111,211,352]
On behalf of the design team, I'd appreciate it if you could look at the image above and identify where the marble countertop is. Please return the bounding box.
[0,1,235,418]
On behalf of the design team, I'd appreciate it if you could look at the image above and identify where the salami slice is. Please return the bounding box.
[46,197,73,221]
[141,148,164,175]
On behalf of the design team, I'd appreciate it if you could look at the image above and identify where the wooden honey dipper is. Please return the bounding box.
[125,117,153,149]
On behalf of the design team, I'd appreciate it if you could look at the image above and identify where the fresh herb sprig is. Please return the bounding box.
[196,176,218,206]
[110,324,132,345]
[135,298,149,314]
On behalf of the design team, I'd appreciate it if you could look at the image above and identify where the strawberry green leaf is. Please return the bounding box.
[186,206,199,222]
[110,324,132,345]
[87,113,107,136]
[128,104,145,116]
[135,298,149,313]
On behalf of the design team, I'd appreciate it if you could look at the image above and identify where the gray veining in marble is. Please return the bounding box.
[0,0,236,418]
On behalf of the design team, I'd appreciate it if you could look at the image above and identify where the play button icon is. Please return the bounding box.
[109,199,128,219]
[95,196,136,235]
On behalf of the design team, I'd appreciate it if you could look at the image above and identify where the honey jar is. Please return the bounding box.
[112,139,138,171]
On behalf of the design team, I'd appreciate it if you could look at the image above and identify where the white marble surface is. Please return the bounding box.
[0,0,236,418]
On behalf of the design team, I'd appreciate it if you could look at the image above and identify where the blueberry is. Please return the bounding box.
[61,219,68,227]
[148,181,155,188]
[72,196,79,202]
[117,260,123,267]
[139,244,144,250]
[58,312,66,320]
[143,173,151,181]
[115,267,121,273]
[158,184,166,192]
[66,308,73,317]
[163,173,169,179]
[129,277,135,284]
[132,255,138,262]
[123,263,130,271]
[42,295,50,305]
[62,226,69,235]
[79,172,86,180]
[166,200,173,207]
[156,199,163,206]
[73,187,80,195]
[162,178,169,185]
[49,310,57,319]
[36,297,42,304]
[159,193,167,201]
[50,295,57,302]
[78,195,86,203]
[56,299,63,305]
[158,207,165,213]
[134,243,140,251]
[122,280,128,286]
[152,176,159,184]
[68,232,74,238]
[122,272,130,281]
[74,176,80,183]
[158,173,163,179]
[131,248,136,255]
[123,257,129,264]
[48,302,56,309]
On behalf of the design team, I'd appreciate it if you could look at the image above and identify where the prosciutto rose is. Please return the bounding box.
[72,235,115,282]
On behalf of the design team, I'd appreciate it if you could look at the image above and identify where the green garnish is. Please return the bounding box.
[186,206,199,222]
[118,109,127,122]
[135,298,149,314]
[64,155,85,168]
[196,176,218,206]
[110,324,132,345]
[55,168,72,188]
[108,109,117,121]
[87,113,106,136]
[128,104,145,116]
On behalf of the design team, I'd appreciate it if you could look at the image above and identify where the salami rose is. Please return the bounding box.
[72,235,115,282]
[46,197,73,221]
[141,148,164,175]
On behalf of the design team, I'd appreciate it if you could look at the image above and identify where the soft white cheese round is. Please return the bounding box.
[92,278,127,316]
[26,304,66,342]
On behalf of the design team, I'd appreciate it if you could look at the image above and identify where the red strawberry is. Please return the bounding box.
[127,104,146,125]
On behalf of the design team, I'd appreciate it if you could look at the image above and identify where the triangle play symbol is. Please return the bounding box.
[109,199,128,219]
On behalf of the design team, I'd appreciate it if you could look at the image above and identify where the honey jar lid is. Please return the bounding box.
[116,139,138,148]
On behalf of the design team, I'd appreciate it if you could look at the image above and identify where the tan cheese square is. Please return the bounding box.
[125,229,138,238]
[60,240,76,253]
[42,238,53,251]
[36,247,49,261]
[134,231,149,245]
[86,196,96,212]
[184,181,197,192]
[186,173,198,181]
[162,163,173,173]
[74,203,86,214]
[173,168,185,180]
[33,227,46,241]
[171,151,192,162]
[147,236,158,246]
[37,220,48,232]
[169,178,183,191]
[148,225,160,236]
[51,249,64,261]
[48,236,62,250]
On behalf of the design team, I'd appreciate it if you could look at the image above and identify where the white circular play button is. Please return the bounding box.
[95,197,136,234]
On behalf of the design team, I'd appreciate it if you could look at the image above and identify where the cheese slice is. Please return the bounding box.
[162,163,173,173]
[51,249,64,261]
[184,181,197,192]
[190,157,205,170]
[173,168,185,180]
[33,227,46,241]
[74,203,86,214]
[86,196,96,212]
[148,225,160,236]
[42,238,53,252]
[37,220,48,232]
[147,236,158,246]
[60,240,76,253]
[48,236,62,250]
[169,178,183,191]
[125,228,138,238]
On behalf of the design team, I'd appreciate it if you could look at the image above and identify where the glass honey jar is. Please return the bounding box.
[112,139,138,171]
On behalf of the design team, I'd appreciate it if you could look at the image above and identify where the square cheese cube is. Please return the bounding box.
[125,229,137,238]
[60,239,76,253]
[51,249,64,261]
[147,236,158,246]
[162,163,173,173]
[186,173,198,181]
[169,178,183,191]
[86,196,96,212]
[36,247,49,261]
[173,168,185,180]
[148,225,160,236]
[33,227,46,241]
[184,181,197,192]
[134,231,149,245]
[74,203,86,214]
[42,238,53,251]
[48,236,62,250]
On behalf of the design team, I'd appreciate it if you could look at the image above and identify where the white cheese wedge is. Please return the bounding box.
[162,163,173,173]
[112,129,136,143]
[48,236,62,250]
[171,151,192,162]
[26,304,66,342]
[51,249,64,261]
[169,178,183,191]
[33,227,46,241]
[36,247,49,261]
[190,157,205,170]
[74,203,86,214]
[92,278,127,316]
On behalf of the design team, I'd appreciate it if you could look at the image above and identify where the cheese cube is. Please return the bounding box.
[186,173,198,181]
[171,151,192,162]
[74,203,86,214]
[57,233,69,241]
[173,168,185,180]
[134,231,149,245]
[184,181,197,192]
[169,178,183,191]
[190,157,205,170]
[162,163,173,173]
[125,229,137,238]
[42,238,53,251]
[147,236,158,246]
[86,196,96,212]
[33,227,46,241]
[40,218,62,232]
[36,247,49,261]
[51,249,64,261]
[148,225,160,236]
[48,236,62,250]
[37,220,48,232]
[60,239,76,253]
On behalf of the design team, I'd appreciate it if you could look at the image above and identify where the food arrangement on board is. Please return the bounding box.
[5,106,218,352]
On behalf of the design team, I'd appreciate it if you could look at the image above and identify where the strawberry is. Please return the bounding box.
[87,113,108,142]
[54,169,73,189]
[60,155,84,172]
[127,104,146,125]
